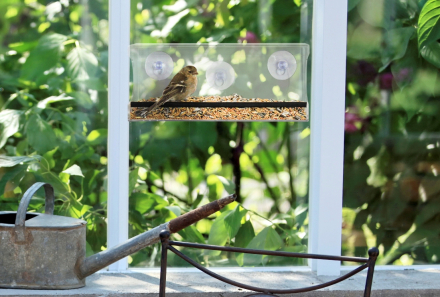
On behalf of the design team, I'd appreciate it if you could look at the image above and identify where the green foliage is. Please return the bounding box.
[418,0,440,49]
[0,0,308,269]
[417,0,440,67]
[344,0,440,265]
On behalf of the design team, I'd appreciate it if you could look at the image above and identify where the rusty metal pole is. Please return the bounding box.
[159,231,171,297]
[364,247,379,297]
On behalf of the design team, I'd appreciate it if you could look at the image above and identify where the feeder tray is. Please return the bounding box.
[130,95,308,121]
[129,43,309,122]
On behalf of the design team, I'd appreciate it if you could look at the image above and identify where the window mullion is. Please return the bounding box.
[107,0,131,272]
[308,0,348,276]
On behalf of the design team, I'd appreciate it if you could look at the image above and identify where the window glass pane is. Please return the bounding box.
[0,0,109,257]
[343,0,440,265]
[128,0,313,267]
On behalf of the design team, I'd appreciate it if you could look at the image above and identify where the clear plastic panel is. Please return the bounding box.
[129,43,309,122]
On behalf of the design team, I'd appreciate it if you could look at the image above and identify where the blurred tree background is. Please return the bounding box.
[343,0,440,265]
[0,0,439,268]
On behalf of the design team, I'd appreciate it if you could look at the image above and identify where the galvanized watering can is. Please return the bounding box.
[0,182,235,289]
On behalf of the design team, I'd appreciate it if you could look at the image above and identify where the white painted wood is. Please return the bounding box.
[308,0,348,275]
[107,0,130,271]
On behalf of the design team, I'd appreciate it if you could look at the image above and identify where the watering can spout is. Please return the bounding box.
[76,194,236,279]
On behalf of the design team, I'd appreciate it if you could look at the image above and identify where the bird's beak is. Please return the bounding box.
[194,71,199,75]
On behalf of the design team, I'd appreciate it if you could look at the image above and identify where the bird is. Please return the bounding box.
[139,65,198,117]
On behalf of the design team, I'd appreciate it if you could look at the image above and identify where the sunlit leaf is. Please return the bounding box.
[86,129,107,145]
[418,0,440,50]
[37,94,73,109]
[21,33,68,82]
[178,225,205,243]
[216,175,235,194]
[0,155,41,167]
[69,204,92,218]
[67,47,99,80]
[420,41,440,68]
[62,164,84,177]
[166,205,181,217]
[130,192,158,213]
[0,109,22,149]
[129,168,139,194]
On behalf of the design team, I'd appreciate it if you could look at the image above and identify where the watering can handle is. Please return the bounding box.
[15,182,55,229]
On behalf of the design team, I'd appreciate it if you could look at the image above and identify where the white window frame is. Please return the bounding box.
[106,0,351,276]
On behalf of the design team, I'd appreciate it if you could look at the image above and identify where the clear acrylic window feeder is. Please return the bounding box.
[129,43,309,122]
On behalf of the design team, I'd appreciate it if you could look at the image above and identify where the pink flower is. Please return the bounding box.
[345,112,363,133]
[379,73,393,90]
[238,31,260,43]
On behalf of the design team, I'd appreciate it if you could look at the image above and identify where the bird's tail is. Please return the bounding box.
[138,98,165,117]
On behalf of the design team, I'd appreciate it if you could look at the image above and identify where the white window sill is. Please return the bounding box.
[1,268,439,296]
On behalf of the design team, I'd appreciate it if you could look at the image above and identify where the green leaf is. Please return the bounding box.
[0,155,41,167]
[37,94,74,109]
[0,109,22,149]
[86,129,107,145]
[130,192,158,213]
[235,221,255,266]
[421,41,440,68]
[67,47,99,80]
[380,27,415,72]
[192,192,204,208]
[69,91,94,109]
[62,164,84,177]
[21,33,68,82]
[189,122,218,151]
[243,227,283,266]
[9,40,39,53]
[418,0,440,50]
[235,221,255,248]
[69,204,92,218]
[165,205,181,217]
[224,205,246,239]
[26,114,57,154]
[207,210,231,255]
[294,204,308,227]
[348,0,361,11]
[0,165,27,194]
[129,168,139,194]
[178,225,205,243]
[216,175,235,194]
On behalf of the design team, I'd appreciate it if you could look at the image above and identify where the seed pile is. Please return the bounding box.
[130,94,307,121]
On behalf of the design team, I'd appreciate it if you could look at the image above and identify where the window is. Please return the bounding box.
[2,0,438,278]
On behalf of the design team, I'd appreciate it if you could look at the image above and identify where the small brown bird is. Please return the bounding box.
[140,65,198,117]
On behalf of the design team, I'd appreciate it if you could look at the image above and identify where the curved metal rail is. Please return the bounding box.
[158,231,379,297]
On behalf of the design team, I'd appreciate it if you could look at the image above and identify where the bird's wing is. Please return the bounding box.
[161,81,187,100]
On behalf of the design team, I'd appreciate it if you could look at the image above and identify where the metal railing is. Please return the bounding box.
[158,230,379,297]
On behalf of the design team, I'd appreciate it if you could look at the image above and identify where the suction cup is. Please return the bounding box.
[145,52,174,80]
[267,51,297,80]
[206,61,235,90]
